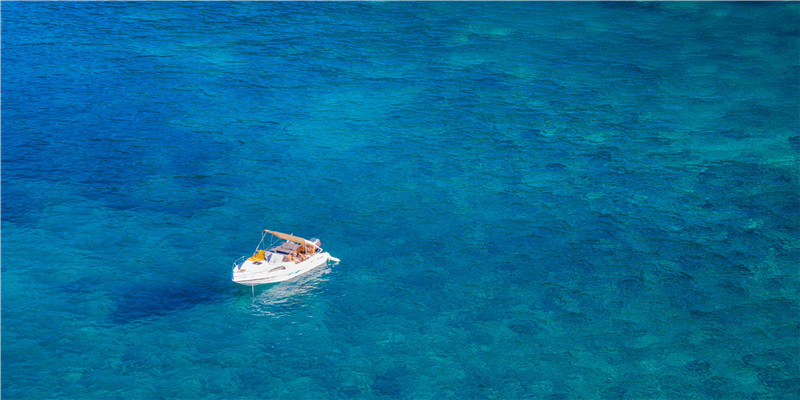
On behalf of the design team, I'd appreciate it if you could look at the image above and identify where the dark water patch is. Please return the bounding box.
[789,136,800,152]
[615,275,647,299]
[600,384,628,400]
[508,319,542,337]
[545,162,567,172]
[696,160,798,198]
[371,365,411,399]
[684,359,712,375]
[110,278,231,324]
[56,276,106,296]
[0,184,45,226]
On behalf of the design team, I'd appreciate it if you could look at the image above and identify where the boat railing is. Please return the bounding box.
[232,255,248,270]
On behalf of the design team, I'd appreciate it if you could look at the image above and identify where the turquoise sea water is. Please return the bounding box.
[2,2,799,399]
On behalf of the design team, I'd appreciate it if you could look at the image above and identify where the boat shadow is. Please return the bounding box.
[109,276,233,324]
[109,264,333,323]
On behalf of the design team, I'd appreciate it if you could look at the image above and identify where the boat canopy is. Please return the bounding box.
[265,230,313,246]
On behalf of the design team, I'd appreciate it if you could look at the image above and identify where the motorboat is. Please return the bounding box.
[232,230,340,286]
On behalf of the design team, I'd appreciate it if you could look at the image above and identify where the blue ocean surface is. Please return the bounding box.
[2,2,798,399]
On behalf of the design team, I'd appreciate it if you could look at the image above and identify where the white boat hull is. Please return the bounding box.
[232,252,336,286]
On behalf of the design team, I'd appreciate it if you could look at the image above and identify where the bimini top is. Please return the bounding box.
[264,230,313,246]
